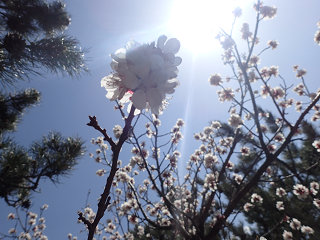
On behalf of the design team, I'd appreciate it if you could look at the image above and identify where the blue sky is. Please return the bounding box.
[1,0,320,239]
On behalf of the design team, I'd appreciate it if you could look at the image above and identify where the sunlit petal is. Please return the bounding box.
[146,88,163,109]
[110,48,126,63]
[150,54,164,69]
[118,70,139,90]
[157,35,167,49]
[131,89,147,110]
[162,38,180,54]
[174,57,182,66]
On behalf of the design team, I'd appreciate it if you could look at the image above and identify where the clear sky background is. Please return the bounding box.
[1,0,320,239]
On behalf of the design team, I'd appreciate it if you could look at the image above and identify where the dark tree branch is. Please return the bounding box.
[84,106,136,240]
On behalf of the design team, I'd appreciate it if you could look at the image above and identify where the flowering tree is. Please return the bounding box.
[78,1,320,240]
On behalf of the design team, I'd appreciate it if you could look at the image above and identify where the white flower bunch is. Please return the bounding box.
[101,35,182,115]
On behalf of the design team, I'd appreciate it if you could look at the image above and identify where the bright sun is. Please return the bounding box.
[168,0,250,53]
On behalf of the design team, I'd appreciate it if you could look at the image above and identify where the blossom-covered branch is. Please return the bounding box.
[75,1,320,240]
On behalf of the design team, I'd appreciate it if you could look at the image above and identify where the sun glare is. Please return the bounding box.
[168,0,250,53]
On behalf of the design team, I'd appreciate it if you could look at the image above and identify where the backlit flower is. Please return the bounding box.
[113,125,122,139]
[260,5,277,20]
[217,88,235,102]
[268,66,279,77]
[101,35,181,115]
[270,86,284,99]
[241,23,252,40]
[268,40,278,49]
[232,7,242,18]
[249,55,260,65]
[296,69,307,78]
[209,73,223,86]
[228,114,243,128]
[220,37,235,50]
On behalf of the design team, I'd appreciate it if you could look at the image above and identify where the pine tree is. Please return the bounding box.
[0,0,89,87]
[0,0,88,207]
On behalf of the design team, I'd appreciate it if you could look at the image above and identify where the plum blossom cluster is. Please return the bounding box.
[101,35,182,115]
[243,193,263,213]
[282,218,315,238]
[4,204,49,240]
[253,2,277,20]
[228,114,243,128]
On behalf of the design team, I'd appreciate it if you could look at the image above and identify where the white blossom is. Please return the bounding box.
[301,226,314,234]
[276,201,284,211]
[282,230,293,240]
[293,184,309,199]
[289,218,301,230]
[228,114,243,128]
[208,73,223,86]
[251,193,263,203]
[101,35,181,115]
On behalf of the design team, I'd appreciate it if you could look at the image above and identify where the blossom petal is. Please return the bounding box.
[146,88,163,114]
[120,91,132,104]
[148,69,167,85]
[118,70,139,90]
[127,61,150,80]
[101,76,111,88]
[126,39,139,49]
[165,66,179,79]
[174,57,182,66]
[110,61,118,71]
[158,80,179,95]
[164,52,175,64]
[106,87,126,101]
[150,54,164,70]
[163,38,180,54]
[106,88,119,101]
[131,89,147,110]
[110,48,126,63]
[127,102,141,115]
[157,35,167,49]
